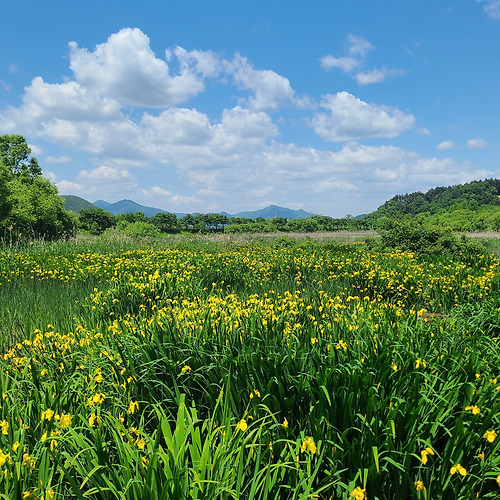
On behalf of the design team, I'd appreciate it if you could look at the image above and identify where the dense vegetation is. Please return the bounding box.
[0,237,499,498]
[365,179,500,231]
[0,135,75,241]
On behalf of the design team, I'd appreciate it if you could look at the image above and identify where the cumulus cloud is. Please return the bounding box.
[436,140,454,150]
[69,28,210,107]
[56,180,83,192]
[311,91,415,142]
[225,54,297,110]
[320,34,403,85]
[467,137,486,148]
[1,27,494,216]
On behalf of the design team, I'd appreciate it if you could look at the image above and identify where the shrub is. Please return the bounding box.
[376,217,485,257]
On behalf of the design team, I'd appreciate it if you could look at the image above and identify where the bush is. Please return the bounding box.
[376,217,485,257]
[123,221,161,238]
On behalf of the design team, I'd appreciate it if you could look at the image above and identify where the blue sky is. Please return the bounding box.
[1,0,500,217]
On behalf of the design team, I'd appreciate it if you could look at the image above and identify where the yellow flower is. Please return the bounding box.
[497,475,500,488]
[414,480,425,491]
[310,337,318,345]
[12,441,20,452]
[465,405,480,415]
[483,429,497,443]
[300,437,317,454]
[0,449,12,466]
[282,417,289,428]
[59,413,72,429]
[41,409,55,421]
[236,418,248,432]
[0,420,8,435]
[135,437,146,450]
[50,439,58,451]
[44,489,55,500]
[89,412,102,427]
[128,400,139,414]
[181,365,191,373]
[88,393,106,406]
[249,389,261,399]
[420,447,434,465]
[450,463,467,476]
[350,486,366,500]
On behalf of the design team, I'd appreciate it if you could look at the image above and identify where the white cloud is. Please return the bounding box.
[79,165,134,181]
[23,77,121,121]
[436,140,454,150]
[347,34,374,57]
[478,0,500,18]
[68,28,209,107]
[57,180,83,192]
[144,186,172,197]
[311,91,415,142]
[320,34,402,85]
[28,144,43,155]
[225,54,296,110]
[45,155,72,164]
[354,66,406,85]
[319,55,359,73]
[467,137,486,148]
[416,127,431,135]
[220,106,278,138]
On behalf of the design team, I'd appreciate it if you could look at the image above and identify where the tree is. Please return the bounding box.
[79,208,116,235]
[3,176,75,239]
[150,212,179,233]
[0,134,42,181]
[0,134,76,241]
[0,165,11,221]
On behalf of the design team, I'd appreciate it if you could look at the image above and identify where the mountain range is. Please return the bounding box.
[62,195,315,220]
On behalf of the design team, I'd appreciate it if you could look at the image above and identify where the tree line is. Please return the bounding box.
[78,208,370,236]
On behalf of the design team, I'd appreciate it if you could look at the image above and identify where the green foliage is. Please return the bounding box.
[122,221,161,238]
[2,176,75,241]
[367,179,500,221]
[150,212,180,233]
[79,208,116,235]
[0,135,76,241]
[0,134,42,181]
[373,217,486,257]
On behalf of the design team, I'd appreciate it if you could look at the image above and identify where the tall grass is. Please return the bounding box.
[0,237,499,498]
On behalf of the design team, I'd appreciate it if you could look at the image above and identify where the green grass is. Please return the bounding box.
[0,236,499,498]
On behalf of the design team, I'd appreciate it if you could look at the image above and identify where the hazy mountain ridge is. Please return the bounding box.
[63,196,315,219]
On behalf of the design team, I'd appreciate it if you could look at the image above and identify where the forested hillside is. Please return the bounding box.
[367,179,500,219]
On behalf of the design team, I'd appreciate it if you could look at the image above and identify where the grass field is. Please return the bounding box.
[0,235,499,499]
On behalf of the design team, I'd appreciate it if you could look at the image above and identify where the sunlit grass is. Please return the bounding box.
[0,237,499,498]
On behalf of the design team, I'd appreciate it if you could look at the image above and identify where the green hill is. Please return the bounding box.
[62,195,97,213]
[234,204,313,220]
[366,179,500,220]
[93,199,166,217]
